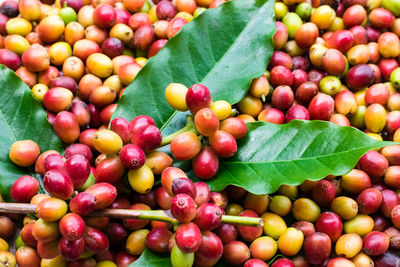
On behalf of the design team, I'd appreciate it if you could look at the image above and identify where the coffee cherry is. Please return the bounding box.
[43,153,65,173]
[186,84,212,114]
[145,227,173,253]
[194,182,211,206]
[171,245,194,267]
[315,212,343,243]
[123,203,151,231]
[209,130,237,157]
[85,182,117,209]
[128,164,154,194]
[304,232,331,265]
[171,177,196,198]
[119,144,146,169]
[93,129,123,155]
[10,175,38,203]
[220,117,247,140]
[43,170,74,200]
[130,115,155,134]
[192,146,219,179]
[58,237,85,261]
[59,213,85,241]
[223,241,250,266]
[64,154,90,188]
[16,246,40,267]
[84,226,109,254]
[69,192,96,216]
[131,125,162,153]
[32,218,59,243]
[170,131,201,160]
[36,197,68,222]
[194,231,223,267]
[64,143,92,162]
[165,83,189,111]
[170,194,197,223]
[175,222,202,253]
[244,259,269,267]
[110,117,132,145]
[161,167,188,196]
[126,229,149,256]
[9,140,40,167]
[363,231,389,256]
[195,108,220,136]
[195,203,223,231]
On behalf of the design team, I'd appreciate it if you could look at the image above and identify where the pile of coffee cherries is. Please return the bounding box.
[2,0,400,265]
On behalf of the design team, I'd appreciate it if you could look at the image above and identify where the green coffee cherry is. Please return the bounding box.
[390,67,400,89]
[296,2,312,20]
[171,245,194,267]
[274,2,288,20]
[282,12,303,39]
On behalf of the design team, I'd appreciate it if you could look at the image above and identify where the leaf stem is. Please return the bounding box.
[160,115,197,146]
[0,203,263,227]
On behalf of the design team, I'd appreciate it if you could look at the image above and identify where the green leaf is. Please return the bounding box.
[113,0,276,135]
[203,120,393,194]
[129,249,171,267]
[0,65,63,201]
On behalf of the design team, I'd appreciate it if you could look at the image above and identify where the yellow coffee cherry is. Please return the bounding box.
[32,84,49,103]
[165,83,189,111]
[126,229,149,256]
[335,233,363,258]
[93,130,123,155]
[238,95,262,117]
[261,212,287,240]
[344,214,374,237]
[86,53,113,78]
[48,42,72,66]
[96,261,117,267]
[6,18,32,36]
[0,238,9,251]
[210,100,231,120]
[135,57,148,67]
[278,227,304,256]
[40,255,67,267]
[128,165,154,194]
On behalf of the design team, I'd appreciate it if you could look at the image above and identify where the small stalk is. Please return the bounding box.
[0,203,263,227]
[160,115,198,146]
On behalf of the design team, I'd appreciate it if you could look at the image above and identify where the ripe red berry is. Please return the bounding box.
[170,194,197,223]
[195,203,224,231]
[175,222,202,253]
[209,130,237,157]
[119,144,146,169]
[10,175,39,203]
[43,170,74,200]
[186,84,212,114]
[131,125,162,153]
[171,177,196,198]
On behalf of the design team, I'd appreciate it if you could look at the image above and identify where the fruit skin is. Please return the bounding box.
[363,231,390,256]
[165,83,189,111]
[171,245,194,267]
[69,192,96,216]
[145,227,173,253]
[194,231,223,267]
[278,227,304,256]
[304,232,331,265]
[21,44,49,72]
[43,170,74,200]
[209,130,237,158]
[223,241,250,266]
[128,164,154,194]
[170,194,197,223]
[54,111,80,144]
[308,93,334,121]
[36,197,68,222]
[9,140,40,167]
[315,212,343,243]
[356,188,382,214]
[85,182,117,209]
[58,237,85,261]
[161,167,188,196]
[186,84,212,114]
[93,129,123,155]
[131,125,162,153]
[170,131,201,161]
[59,213,86,241]
[10,175,38,203]
[358,150,388,178]
[195,108,220,137]
[195,203,223,231]
[175,222,202,253]
[84,226,109,254]
[64,154,91,188]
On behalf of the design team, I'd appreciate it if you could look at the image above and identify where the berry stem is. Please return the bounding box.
[160,115,198,146]
[0,202,263,227]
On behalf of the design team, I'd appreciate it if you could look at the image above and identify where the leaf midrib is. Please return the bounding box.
[222,142,392,165]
